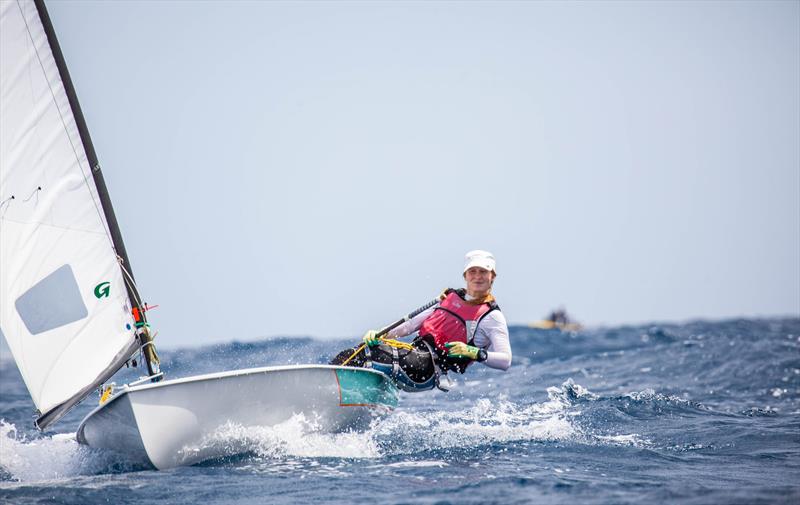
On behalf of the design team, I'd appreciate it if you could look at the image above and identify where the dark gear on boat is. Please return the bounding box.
[330,339,447,392]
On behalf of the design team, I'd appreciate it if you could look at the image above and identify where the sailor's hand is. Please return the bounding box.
[362,330,382,347]
[445,342,479,360]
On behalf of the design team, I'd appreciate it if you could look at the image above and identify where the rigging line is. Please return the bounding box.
[0,186,42,216]
[0,195,14,217]
[21,186,42,202]
[15,0,116,253]
[118,255,145,310]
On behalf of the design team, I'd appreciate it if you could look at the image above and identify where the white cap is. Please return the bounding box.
[463,250,496,273]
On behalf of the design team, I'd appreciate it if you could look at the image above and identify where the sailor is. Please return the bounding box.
[548,307,569,325]
[331,250,512,392]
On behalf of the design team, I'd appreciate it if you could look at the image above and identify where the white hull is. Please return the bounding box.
[76,365,398,469]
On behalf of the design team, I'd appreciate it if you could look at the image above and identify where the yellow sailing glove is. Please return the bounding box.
[445,342,480,360]
[362,329,382,347]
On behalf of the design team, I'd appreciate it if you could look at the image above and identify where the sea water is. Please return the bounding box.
[1,318,798,504]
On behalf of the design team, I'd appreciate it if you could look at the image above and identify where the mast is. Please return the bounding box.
[28,0,160,429]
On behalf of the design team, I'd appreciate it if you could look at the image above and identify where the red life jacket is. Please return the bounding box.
[419,289,498,353]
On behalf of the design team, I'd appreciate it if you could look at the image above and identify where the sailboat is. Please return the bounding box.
[0,0,398,469]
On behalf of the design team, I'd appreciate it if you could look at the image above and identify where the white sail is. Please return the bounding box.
[0,0,139,427]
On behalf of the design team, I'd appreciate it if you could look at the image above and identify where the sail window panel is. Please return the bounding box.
[14,264,88,335]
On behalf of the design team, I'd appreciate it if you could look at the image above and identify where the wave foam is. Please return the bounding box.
[1,421,85,482]
[184,413,382,462]
[0,420,145,483]
[177,385,593,464]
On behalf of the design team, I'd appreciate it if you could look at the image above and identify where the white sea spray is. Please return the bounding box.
[180,413,382,462]
[0,421,85,482]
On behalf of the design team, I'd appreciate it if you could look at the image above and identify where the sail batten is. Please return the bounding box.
[1,0,147,428]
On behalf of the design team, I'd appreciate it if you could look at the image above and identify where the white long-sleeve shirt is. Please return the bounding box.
[386,305,512,370]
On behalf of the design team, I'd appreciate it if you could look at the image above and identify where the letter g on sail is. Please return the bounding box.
[94,282,111,299]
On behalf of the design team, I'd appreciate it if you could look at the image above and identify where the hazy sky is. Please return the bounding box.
[42,0,799,347]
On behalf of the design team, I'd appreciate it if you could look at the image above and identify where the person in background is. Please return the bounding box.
[330,250,512,391]
[548,307,569,325]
